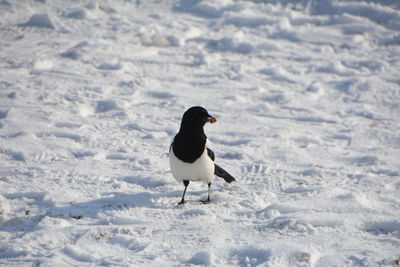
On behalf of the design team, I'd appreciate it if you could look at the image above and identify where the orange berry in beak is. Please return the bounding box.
[209,117,217,123]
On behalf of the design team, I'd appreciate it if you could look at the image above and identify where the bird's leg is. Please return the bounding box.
[200,183,211,204]
[178,180,189,205]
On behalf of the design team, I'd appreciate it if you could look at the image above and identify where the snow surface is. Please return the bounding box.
[1,0,400,266]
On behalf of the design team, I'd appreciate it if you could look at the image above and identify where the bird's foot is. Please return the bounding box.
[199,199,210,204]
[178,200,186,205]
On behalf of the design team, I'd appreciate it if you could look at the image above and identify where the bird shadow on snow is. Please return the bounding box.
[0,192,171,233]
[48,192,166,220]
[1,180,228,234]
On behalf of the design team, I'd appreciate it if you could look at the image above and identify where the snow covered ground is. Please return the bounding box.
[1,0,400,266]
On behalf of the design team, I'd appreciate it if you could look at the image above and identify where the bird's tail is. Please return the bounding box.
[214,164,236,183]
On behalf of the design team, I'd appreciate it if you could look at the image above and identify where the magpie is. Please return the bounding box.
[169,106,236,205]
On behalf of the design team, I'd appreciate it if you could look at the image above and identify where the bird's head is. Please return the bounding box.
[181,106,217,127]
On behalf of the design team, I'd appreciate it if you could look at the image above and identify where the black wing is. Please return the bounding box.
[207,148,215,161]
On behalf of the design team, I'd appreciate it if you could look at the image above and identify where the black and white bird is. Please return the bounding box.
[169,106,236,205]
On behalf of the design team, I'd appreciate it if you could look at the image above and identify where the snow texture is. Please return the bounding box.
[1,0,400,266]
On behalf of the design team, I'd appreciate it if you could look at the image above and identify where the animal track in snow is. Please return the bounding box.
[95,100,121,113]
[0,110,9,119]
[55,122,82,129]
[32,151,68,163]
[35,132,84,142]
[1,131,26,139]
[230,247,271,267]
[363,220,400,237]
[179,209,208,218]
[147,91,175,99]
[0,148,25,161]
[240,163,286,192]
[212,137,250,146]
[242,163,267,175]
[71,150,96,159]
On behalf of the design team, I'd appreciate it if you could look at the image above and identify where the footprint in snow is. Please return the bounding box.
[95,100,121,113]
[35,132,83,142]
[240,163,288,193]
[54,122,82,129]
[147,91,175,99]
[231,247,271,267]
[179,209,208,219]
[0,110,9,119]
[71,150,96,159]
[0,148,25,162]
[1,131,25,139]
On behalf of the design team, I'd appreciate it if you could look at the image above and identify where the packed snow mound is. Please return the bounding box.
[19,13,56,29]
[0,0,399,266]
[175,0,235,18]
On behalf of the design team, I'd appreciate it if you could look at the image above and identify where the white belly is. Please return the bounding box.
[169,147,215,183]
